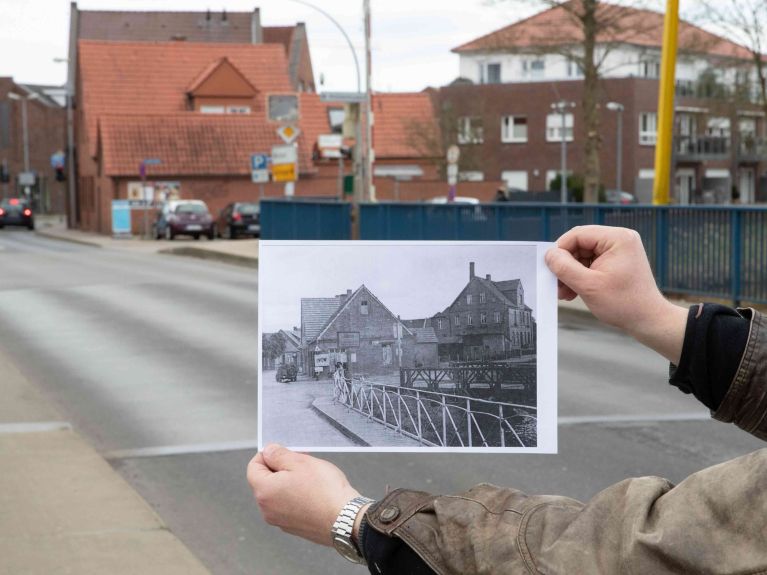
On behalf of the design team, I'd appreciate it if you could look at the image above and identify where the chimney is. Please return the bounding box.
[251,7,263,44]
[222,9,228,21]
[347,289,352,297]
[486,274,491,280]
[469,262,475,279]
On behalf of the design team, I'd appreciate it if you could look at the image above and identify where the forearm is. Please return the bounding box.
[625,299,688,365]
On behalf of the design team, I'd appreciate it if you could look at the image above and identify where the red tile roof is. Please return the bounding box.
[452,1,753,60]
[78,40,294,158]
[98,114,313,177]
[372,92,439,159]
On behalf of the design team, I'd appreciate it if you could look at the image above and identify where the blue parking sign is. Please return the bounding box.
[251,153,270,171]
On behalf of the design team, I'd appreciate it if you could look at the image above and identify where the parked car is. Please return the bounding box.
[217,202,260,239]
[605,190,637,205]
[155,200,214,240]
[275,363,298,382]
[0,198,34,230]
[427,196,481,205]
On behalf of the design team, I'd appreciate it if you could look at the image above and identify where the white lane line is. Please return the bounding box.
[104,439,260,460]
[559,412,711,426]
[0,421,72,434]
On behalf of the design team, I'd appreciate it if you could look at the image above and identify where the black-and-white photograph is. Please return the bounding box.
[259,241,557,452]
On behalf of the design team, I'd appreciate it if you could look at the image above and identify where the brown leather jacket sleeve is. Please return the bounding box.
[368,450,767,574]
[366,309,767,574]
[713,309,767,440]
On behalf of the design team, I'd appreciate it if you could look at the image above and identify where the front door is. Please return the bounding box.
[740,167,755,204]
[676,169,695,205]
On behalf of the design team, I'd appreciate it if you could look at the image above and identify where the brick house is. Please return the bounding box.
[301,285,438,377]
[409,262,535,362]
[0,79,67,211]
[446,1,767,203]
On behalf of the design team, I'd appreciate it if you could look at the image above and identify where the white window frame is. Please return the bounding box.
[458,171,484,182]
[501,170,529,191]
[479,292,486,303]
[501,115,528,143]
[567,59,583,78]
[707,117,731,138]
[458,116,484,144]
[486,62,502,84]
[639,113,658,145]
[523,57,546,79]
[494,311,501,323]
[640,59,661,79]
[480,312,487,325]
[437,318,443,330]
[454,315,460,326]
[466,294,473,305]
[467,313,473,326]
[546,112,574,142]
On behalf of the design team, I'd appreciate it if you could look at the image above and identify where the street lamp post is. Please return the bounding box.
[607,102,625,191]
[8,92,40,201]
[551,101,576,203]
[54,57,77,228]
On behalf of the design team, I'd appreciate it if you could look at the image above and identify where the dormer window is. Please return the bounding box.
[360,300,369,315]
[187,57,257,114]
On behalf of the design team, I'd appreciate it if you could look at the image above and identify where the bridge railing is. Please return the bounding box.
[333,375,537,448]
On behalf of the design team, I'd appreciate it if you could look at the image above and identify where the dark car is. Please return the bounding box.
[0,198,34,230]
[155,200,214,240]
[217,202,260,239]
[276,363,298,382]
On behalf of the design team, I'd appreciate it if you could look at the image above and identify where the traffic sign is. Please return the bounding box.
[447,164,458,186]
[277,125,301,145]
[447,145,460,165]
[251,153,270,171]
[318,134,343,159]
[50,150,66,169]
[252,170,269,184]
[272,163,297,182]
[18,171,35,186]
[271,145,298,165]
[320,92,367,103]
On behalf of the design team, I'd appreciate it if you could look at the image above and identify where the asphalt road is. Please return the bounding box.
[0,229,762,575]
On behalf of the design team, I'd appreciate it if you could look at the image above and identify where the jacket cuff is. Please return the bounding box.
[712,309,767,440]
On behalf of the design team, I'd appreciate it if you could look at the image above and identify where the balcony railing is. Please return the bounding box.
[675,136,730,161]
[737,136,767,162]
[675,79,761,104]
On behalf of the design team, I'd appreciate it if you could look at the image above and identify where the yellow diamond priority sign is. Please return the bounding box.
[277,125,301,145]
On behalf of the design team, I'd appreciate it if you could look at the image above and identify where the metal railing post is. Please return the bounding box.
[731,209,742,307]
[397,387,402,432]
[442,395,447,446]
[466,398,472,447]
[499,404,505,448]
[416,390,422,442]
[655,207,669,290]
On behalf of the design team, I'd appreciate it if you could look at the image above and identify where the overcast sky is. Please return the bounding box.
[259,242,538,333]
[0,0,674,93]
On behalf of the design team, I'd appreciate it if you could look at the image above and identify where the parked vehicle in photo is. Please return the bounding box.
[605,190,637,205]
[155,200,215,240]
[217,202,260,239]
[275,362,298,383]
[0,198,34,230]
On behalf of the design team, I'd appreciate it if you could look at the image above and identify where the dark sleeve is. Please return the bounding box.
[361,507,436,575]
[669,303,750,411]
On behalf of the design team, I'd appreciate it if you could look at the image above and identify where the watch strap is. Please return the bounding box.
[332,496,375,564]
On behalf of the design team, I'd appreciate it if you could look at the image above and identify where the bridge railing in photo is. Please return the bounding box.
[332,374,537,448]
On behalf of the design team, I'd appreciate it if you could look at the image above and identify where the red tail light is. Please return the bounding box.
[232,212,242,221]
[9,199,19,206]
[0,208,4,216]
[23,208,32,216]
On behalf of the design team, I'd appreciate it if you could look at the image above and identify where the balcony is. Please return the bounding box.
[675,136,730,162]
[675,79,760,104]
[737,136,767,163]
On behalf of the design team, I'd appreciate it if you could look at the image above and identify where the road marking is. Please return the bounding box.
[559,412,711,426]
[0,421,72,434]
[104,439,260,460]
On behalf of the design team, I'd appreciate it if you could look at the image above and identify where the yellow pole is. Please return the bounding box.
[652,0,680,205]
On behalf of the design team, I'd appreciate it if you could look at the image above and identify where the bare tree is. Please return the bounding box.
[487,0,657,201]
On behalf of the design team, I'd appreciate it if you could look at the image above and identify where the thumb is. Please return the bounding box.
[262,443,301,472]
[545,247,594,293]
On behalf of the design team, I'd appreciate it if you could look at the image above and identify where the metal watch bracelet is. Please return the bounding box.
[331,496,375,565]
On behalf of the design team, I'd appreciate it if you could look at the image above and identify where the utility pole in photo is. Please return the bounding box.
[364,0,375,202]
[551,101,576,203]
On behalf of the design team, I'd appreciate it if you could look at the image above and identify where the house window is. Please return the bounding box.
[328,108,345,134]
[466,294,473,304]
[360,300,369,315]
[640,59,661,79]
[479,292,486,303]
[458,116,484,144]
[200,105,225,114]
[486,63,502,84]
[567,59,583,78]
[382,344,392,366]
[494,311,501,323]
[523,58,546,79]
[707,117,731,138]
[480,312,487,324]
[502,171,528,192]
[437,318,443,329]
[467,313,473,326]
[458,171,484,182]
[227,105,251,114]
[501,116,528,143]
[546,113,574,142]
[454,315,460,326]
[639,113,658,145]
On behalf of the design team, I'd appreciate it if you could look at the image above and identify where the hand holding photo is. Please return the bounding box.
[258,241,557,453]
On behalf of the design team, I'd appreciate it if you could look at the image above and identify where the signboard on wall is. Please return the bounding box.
[111,200,131,237]
[337,332,360,348]
[127,181,181,207]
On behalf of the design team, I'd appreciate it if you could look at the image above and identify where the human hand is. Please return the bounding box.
[545,226,687,364]
[247,444,362,546]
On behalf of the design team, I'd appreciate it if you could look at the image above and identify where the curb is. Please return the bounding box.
[310,398,370,447]
[35,229,103,248]
[159,246,258,269]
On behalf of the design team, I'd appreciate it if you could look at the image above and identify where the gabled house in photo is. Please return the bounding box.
[301,285,438,377]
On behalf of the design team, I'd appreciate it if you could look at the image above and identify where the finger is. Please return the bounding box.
[262,443,307,472]
[558,281,577,301]
[246,452,274,487]
[556,225,613,257]
[545,247,595,294]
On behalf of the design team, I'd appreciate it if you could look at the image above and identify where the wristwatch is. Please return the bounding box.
[331,495,375,565]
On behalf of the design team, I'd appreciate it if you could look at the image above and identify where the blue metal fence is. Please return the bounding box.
[359,202,767,306]
[260,199,351,240]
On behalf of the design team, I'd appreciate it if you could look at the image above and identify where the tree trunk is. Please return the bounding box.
[581,0,601,203]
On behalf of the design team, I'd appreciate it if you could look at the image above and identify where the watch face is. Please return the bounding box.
[333,536,362,564]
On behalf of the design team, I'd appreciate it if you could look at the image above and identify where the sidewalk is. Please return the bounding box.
[35,227,258,267]
[0,349,211,575]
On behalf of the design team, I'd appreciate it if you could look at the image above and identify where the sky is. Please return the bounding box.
[259,242,538,333]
